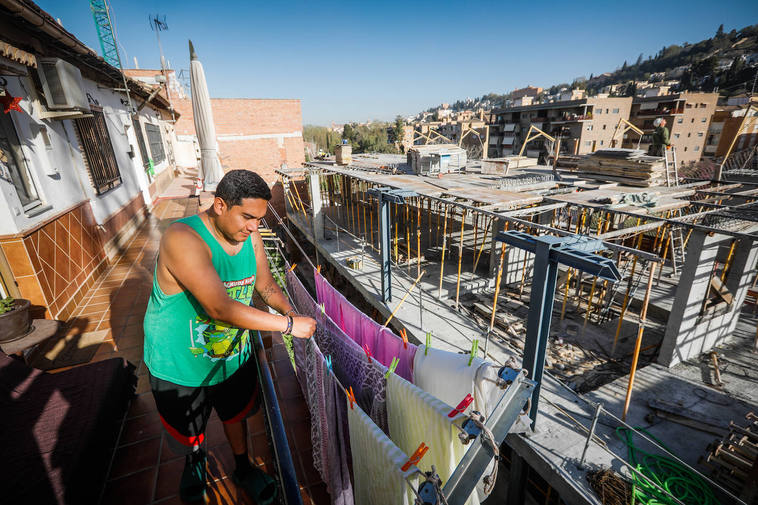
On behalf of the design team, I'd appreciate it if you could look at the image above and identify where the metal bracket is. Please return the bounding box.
[458,411,484,445]
[442,368,536,505]
[495,231,621,427]
[367,187,418,302]
[496,366,521,388]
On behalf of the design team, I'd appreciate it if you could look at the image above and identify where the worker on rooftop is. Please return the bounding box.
[649,117,671,156]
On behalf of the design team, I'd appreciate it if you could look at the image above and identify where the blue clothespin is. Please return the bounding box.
[325,355,333,374]
[468,339,479,367]
[425,331,432,356]
[385,357,400,379]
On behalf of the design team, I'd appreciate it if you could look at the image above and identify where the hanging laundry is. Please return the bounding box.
[287,267,388,433]
[413,345,503,417]
[303,338,354,505]
[346,398,420,505]
[315,311,389,433]
[386,373,481,505]
[315,269,417,382]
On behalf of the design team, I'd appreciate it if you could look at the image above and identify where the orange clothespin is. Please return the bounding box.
[448,394,474,418]
[400,329,408,350]
[316,265,322,275]
[347,386,356,410]
[362,344,372,363]
[288,263,297,272]
[401,442,430,472]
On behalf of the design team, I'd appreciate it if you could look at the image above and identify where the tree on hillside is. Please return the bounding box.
[624,81,637,97]
[636,53,644,66]
[716,24,724,38]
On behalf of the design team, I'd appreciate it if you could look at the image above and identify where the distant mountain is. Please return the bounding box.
[419,23,758,116]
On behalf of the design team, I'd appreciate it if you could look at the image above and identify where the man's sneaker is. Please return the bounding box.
[180,448,207,503]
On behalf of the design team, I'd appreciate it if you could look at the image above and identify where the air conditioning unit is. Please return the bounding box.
[36,58,90,112]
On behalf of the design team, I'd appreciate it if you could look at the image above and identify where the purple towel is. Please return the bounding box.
[287,269,388,433]
[304,338,354,504]
[314,269,418,382]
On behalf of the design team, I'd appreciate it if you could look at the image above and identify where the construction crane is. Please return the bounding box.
[89,0,120,68]
[610,118,644,149]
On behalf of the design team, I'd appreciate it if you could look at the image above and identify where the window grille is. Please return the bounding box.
[75,109,122,194]
[144,123,165,164]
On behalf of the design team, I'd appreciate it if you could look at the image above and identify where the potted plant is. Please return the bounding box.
[0,297,32,343]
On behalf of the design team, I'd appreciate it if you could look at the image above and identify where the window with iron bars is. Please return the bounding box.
[144,123,165,164]
[74,108,122,195]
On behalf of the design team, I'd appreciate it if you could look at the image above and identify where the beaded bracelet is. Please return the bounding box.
[284,315,293,335]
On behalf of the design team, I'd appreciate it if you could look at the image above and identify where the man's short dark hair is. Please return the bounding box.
[215,170,271,206]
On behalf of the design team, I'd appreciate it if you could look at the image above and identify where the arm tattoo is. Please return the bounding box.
[260,283,278,304]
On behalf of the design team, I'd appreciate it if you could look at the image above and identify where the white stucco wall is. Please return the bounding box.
[0,75,88,235]
[0,69,174,235]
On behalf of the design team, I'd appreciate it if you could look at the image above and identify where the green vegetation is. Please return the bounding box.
[0,297,16,315]
[304,122,400,154]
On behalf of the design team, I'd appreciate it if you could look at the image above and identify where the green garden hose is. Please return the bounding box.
[616,427,719,505]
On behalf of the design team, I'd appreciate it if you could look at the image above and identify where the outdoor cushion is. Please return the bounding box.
[0,352,135,505]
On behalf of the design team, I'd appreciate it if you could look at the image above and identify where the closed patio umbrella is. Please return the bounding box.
[189,40,223,191]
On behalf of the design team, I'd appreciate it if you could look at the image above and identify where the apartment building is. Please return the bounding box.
[703,100,758,158]
[488,96,632,159]
[511,86,542,100]
[623,91,718,166]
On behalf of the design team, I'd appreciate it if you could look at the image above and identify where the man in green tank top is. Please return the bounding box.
[143,170,315,503]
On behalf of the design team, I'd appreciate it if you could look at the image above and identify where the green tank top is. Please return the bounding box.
[143,215,257,386]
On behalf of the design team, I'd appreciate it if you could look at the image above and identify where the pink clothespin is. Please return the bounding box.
[448,394,474,418]
[362,344,372,363]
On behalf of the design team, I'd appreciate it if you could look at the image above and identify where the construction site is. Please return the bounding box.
[3,1,758,504]
[274,130,758,504]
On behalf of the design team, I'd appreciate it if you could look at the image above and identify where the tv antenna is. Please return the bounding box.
[149,14,169,72]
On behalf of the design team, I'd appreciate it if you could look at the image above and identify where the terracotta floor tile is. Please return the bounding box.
[298,448,321,487]
[204,417,228,448]
[112,330,144,351]
[289,419,313,451]
[251,432,273,459]
[160,437,184,463]
[136,373,151,394]
[246,411,266,435]
[309,482,330,505]
[127,392,157,419]
[120,410,162,445]
[280,397,309,422]
[153,457,184,501]
[278,375,303,400]
[205,477,254,505]
[109,437,161,479]
[207,443,234,481]
[101,467,156,505]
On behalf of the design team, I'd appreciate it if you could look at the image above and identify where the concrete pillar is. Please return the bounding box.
[658,231,758,367]
[307,169,324,242]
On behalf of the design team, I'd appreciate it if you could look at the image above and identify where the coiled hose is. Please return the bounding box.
[616,427,719,505]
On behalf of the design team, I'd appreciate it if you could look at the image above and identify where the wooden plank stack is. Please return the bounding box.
[577,148,666,187]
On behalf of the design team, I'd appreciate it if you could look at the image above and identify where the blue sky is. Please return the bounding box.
[37,0,758,125]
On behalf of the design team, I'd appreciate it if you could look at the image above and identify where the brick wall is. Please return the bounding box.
[173,98,305,183]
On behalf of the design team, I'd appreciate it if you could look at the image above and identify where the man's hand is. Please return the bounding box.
[291,316,316,339]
